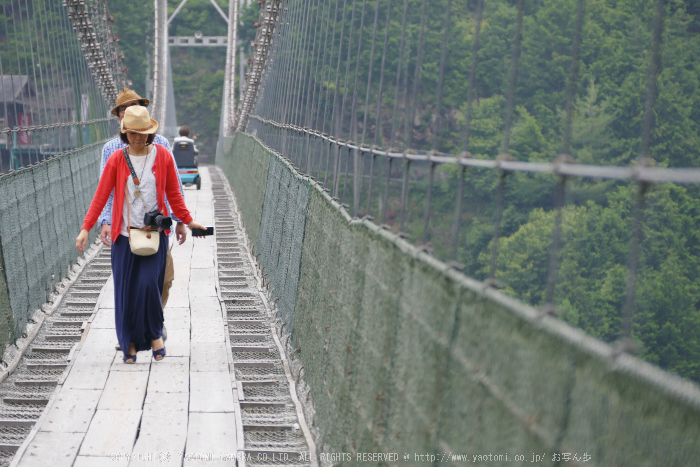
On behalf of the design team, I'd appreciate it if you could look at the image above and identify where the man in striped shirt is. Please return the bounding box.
[99,88,187,343]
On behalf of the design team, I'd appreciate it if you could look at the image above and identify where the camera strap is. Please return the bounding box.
[122,148,140,185]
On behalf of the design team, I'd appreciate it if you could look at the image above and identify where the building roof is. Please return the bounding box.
[0,75,30,103]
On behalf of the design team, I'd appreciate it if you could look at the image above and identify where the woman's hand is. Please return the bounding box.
[175,222,187,245]
[76,229,89,253]
[187,221,206,231]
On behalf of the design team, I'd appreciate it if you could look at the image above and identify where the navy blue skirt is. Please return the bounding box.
[111,232,168,352]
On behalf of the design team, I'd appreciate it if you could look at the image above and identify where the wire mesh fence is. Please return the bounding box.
[0,141,103,350]
[237,0,700,384]
[219,132,700,466]
[0,0,125,353]
[0,0,124,174]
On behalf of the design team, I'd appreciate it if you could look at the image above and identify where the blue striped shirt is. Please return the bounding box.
[98,134,185,230]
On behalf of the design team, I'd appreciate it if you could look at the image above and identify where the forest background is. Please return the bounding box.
[109,0,700,384]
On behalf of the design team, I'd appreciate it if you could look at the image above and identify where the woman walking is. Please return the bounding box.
[76,107,206,363]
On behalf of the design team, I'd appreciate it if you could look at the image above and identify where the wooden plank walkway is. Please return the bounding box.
[11,168,240,467]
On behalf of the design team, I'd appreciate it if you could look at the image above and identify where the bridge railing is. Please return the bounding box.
[0,0,125,354]
[235,0,700,385]
[0,0,125,174]
[219,131,700,466]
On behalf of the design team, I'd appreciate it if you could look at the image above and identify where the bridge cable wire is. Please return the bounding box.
[0,0,120,172]
[238,0,700,370]
[421,0,452,245]
[620,0,666,349]
[544,0,585,309]
[450,0,483,262]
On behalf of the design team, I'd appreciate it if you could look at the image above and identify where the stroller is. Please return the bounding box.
[172,140,201,190]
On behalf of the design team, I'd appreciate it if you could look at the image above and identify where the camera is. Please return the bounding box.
[143,209,172,230]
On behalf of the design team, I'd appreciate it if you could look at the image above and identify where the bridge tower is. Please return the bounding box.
[151,0,239,139]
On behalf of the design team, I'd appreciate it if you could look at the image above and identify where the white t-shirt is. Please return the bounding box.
[121,146,158,237]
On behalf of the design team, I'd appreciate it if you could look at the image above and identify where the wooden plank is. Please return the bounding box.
[129,417,187,467]
[37,389,102,433]
[130,394,189,467]
[186,267,215,281]
[89,309,115,329]
[98,288,115,307]
[143,392,189,415]
[148,357,189,393]
[14,431,83,467]
[190,307,224,324]
[189,296,222,314]
[161,329,190,357]
[76,328,118,362]
[190,255,214,270]
[110,351,153,371]
[62,358,110,390]
[189,372,235,413]
[97,371,149,410]
[184,413,238,467]
[74,456,129,467]
[162,288,189,309]
[168,278,190,291]
[190,316,225,343]
[191,342,228,373]
[79,409,142,457]
[161,307,190,330]
[189,280,217,298]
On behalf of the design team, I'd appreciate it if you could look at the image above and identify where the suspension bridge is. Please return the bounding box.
[0,0,699,466]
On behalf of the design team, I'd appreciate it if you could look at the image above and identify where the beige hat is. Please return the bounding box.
[120,106,158,134]
[111,88,149,116]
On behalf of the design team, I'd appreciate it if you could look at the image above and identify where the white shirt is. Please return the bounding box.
[121,146,158,236]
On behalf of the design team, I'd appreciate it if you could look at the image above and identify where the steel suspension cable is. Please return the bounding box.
[334,0,356,138]
[406,0,427,148]
[451,0,483,261]
[302,0,323,128]
[348,0,370,213]
[364,0,392,215]
[292,0,316,126]
[388,0,407,148]
[325,0,348,187]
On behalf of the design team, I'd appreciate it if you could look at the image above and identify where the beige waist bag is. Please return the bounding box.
[129,228,159,256]
[125,184,160,256]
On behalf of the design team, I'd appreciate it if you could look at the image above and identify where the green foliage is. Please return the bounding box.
[490,185,700,381]
[109,0,154,97]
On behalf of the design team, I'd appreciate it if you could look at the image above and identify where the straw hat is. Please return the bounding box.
[120,106,158,134]
[111,88,150,116]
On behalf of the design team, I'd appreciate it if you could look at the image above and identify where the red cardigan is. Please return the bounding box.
[82,144,193,243]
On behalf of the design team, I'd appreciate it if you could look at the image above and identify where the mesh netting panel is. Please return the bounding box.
[219,133,700,466]
[256,151,308,336]
[242,405,297,425]
[220,132,308,341]
[243,384,291,402]
[218,134,271,244]
[244,429,306,450]
[235,365,285,382]
[0,143,103,351]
